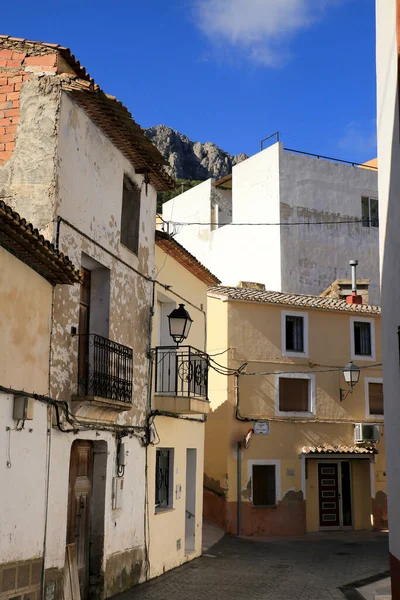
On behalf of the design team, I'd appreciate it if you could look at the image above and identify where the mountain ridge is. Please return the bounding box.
[145,124,248,182]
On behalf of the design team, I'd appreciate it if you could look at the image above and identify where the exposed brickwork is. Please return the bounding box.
[0,48,57,165]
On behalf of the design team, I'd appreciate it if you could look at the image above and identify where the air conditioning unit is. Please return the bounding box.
[354,423,380,444]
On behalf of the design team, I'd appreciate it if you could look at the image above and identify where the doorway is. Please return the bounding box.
[67,440,107,600]
[185,449,197,554]
[318,461,352,529]
[67,441,93,600]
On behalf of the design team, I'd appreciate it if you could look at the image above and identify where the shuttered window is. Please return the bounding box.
[369,382,384,415]
[121,176,141,255]
[155,449,172,509]
[279,377,309,412]
[252,465,276,507]
[354,321,372,356]
[285,315,304,352]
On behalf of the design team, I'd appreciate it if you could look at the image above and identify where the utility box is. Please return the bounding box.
[13,396,34,420]
[112,477,124,510]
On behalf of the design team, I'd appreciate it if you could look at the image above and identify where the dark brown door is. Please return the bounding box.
[67,441,93,600]
[78,268,91,391]
[318,463,340,527]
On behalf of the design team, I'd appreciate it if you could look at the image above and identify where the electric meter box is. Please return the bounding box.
[13,396,34,420]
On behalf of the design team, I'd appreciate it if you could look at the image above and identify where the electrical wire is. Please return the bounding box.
[162,218,370,228]
[240,363,382,377]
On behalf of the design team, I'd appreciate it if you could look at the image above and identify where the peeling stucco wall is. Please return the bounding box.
[0,71,157,595]
[0,75,61,238]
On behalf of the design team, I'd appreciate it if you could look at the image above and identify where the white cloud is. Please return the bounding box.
[337,121,377,157]
[193,0,341,66]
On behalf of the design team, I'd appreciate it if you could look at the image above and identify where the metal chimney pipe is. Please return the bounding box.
[349,259,358,294]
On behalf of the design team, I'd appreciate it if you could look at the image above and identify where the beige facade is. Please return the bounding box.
[147,232,219,578]
[205,286,386,536]
[0,202,79,600]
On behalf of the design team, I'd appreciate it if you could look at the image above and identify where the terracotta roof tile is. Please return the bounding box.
[207,285,381,315]
[302,444,377,455]
[156,230,220,285]
[0,200,81,285]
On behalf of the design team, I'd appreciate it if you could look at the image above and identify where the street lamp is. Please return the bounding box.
[168,304,193,346]
[340,361,360,401]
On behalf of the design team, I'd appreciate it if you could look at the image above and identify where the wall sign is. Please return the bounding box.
[253,421,270,435]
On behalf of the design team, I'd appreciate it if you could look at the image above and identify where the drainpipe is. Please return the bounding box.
[237,441,242,536]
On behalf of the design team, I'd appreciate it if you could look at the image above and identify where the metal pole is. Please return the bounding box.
[237,441,242,536]
[349,259,358,294]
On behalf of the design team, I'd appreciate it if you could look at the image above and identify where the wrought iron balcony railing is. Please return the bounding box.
[77,333,133,404]
[154,346,208,400]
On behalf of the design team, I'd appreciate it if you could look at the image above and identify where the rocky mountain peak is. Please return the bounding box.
[145,125,248,181]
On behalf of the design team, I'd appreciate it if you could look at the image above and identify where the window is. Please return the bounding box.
[350,318,375,361]
[282,311,308,357]
[252,464,276,507]
[279,377,309,412]
[354,321,371,355]
[285,315,304,352]
[120,175,141,255]
[365,378,384,417]
[155,448,173,510]
[361,196,379,228]
[275,373,315,416]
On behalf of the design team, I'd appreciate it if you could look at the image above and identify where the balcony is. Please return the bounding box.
[72,333,133,421]
[154,346,210,415]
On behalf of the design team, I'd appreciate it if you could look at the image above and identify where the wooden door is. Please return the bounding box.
[78,268,91,392]
[67,441,93,600]
[318,463,340,527]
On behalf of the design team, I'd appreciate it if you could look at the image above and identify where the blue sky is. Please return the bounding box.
[2,0,376,163]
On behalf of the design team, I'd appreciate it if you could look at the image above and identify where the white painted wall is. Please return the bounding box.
[0,394,48,562]
[162,144,282,291]
[376,0,400,565]
[57,93,156,278]
[42,92,157,586]
[163,143,379,302]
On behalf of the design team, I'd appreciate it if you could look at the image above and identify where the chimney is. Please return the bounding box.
[238,281,266,291]
[346,260,363,305]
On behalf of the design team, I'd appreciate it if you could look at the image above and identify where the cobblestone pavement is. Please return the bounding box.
[117,533,389,600]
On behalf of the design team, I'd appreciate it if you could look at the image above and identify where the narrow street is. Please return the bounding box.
[116,533,389,600]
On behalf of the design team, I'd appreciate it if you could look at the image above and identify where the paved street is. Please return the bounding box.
[116,532,389,600]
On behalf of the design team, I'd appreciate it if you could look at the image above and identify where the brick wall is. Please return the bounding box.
[0,49,57,165]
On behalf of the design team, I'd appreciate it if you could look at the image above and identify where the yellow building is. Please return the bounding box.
[147,231,220,578]
[205,283,386,536]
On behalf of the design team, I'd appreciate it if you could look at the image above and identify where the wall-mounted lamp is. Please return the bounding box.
[340,361,360,401]
[168,304,193,347]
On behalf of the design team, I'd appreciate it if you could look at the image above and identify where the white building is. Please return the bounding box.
[162,141,380,304]
[0,36,173,600]
[376,1,400,597]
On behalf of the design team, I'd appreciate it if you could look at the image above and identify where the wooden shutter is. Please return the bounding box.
[279,378,309,412]
[369,383,384,415]
[252,465,276,506]
[121,176,141,255]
